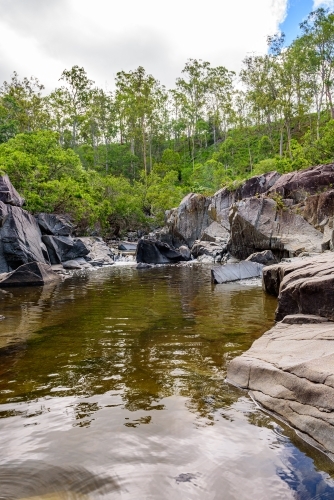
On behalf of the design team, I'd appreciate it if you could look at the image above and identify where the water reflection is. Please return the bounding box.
[0,265,333,498]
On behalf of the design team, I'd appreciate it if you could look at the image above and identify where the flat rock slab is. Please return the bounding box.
[211,261,263,284]
[0,261,61,287]
[118,242,137,251]
[227,321,334,459]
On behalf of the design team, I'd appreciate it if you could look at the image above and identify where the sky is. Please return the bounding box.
[0,0,333,93]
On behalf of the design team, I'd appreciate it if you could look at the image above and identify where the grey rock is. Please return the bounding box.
[42,236,90,264]
[211,261,263,284]
[281,314,329,324]
[0,261,61,287]
[118,242,137,251]
[246,250,278,266]
[200,221,229,243]
[80,237,115,266]
[136,262,154,269]
[0,174,25,207]
[178,245,192,260]
[62,260,82,270]
[191,240,226,260]
[37,213,73,236]
[227,321,334,459]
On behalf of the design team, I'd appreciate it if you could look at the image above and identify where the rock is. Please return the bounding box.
[0,174,25,207]
[246,250,278,266]
[178,245,192,260]
[118,242,137,251]
[191,240,226,261]
[0,262,61,287]
[79,237,115,266]
[136,239,190,264]
[200,221,229,243]
[36,213,73,236]
[235,171,281,199]
[136,262,154,269]
[229,196,323,259]
[268,163,334,203]
[211,261,263,284]
[262,253,334,297]
[0,315,5,320]
[62,260,82,270]
[42,236,89,264]
[0,202,49,273]
[227,321,334,460]
[281,314,329,324]
[165,193,213,248]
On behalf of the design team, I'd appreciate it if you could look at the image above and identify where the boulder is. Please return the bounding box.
[36,213,73,236]
[62,260,82,270]
[136,239,190,264]
[0,174,25,207]
[191,240,226,261]
[281,314,329,325]
[42,236,89,264]
[229,196,323,260]
[79,237,115,266]
[227,321,334,460]
[246,250,278,266]
[268,163,334,203]
[211,261,263,284]
[200,221,229,243]
[118,242,137,251]
[0,261,61,287]
[0,202,48,273]
[165,193,213,248]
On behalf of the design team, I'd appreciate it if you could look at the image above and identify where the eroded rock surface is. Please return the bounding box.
[227,321,334,459]
[0,261,61,287]
[211,261,263,284]
[37,213,73,236]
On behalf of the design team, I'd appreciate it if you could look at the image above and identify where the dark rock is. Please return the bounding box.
[0,262,61,287]
[246,250,278,266]
[136,239,190,264]
[178,245,192,260]
[235,171,281,200]
[37,213,73,236]
[0,174,25,207]
[211,261,263,284]
[191,240,226,261]
[42,236,89,264]
[229,196,323,259]
[281,314,329,324]
[227,321,334,460]
[118,242,137,251]
[0,202,48,272]
[268,163,334,203]
[136,262,154,269]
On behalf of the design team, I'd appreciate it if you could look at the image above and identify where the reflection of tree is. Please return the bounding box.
[0,266,277,424]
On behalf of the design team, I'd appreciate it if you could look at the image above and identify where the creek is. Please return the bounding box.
[0,264,334,499]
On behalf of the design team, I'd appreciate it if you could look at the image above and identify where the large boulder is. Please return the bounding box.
[211,261,263,284]
[36,213,73,236]
[191,240,226,262]
[246,250,278,266]
[268,163,334,202]
[136,239,190,264]
[0,201,49,273]
[79,237,115,266]
[229,196,324,259]
[42,236,89,265]
[0,261,61,287]
[227,321,334,460]
[165,193,213,248]
[0,174,25,207]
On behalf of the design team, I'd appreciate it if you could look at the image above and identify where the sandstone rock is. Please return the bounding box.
[0,174,25,207]
[0,262,61,287]
[211,261,263,284]
[268,163,334,202]
[229,196,323,259]
[227,321,334,459]
[136,239,190,264]
[0,202,48,273]
[246,250,278,266]
[165,193,213,248]
[36,213,73,236]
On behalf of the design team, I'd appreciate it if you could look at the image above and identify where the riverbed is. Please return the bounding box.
[0,264,334,499]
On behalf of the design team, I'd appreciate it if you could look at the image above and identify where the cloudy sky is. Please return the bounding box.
[0,0,333,92]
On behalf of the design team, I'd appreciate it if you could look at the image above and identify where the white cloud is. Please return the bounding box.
[313,0,334,8]
[0,0,289,92]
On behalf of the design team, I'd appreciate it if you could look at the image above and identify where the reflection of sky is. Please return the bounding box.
[279,0,314,45]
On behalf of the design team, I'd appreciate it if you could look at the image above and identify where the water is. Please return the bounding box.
[0,264,334,499]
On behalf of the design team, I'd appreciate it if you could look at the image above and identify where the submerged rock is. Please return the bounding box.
[227,321,334,460]
[0,261,61,287]
[211,261,263,284]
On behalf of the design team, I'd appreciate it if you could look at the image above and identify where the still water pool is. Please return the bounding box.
[0,264,334,499]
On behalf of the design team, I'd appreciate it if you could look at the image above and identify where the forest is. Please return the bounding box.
[0,7,334,236]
